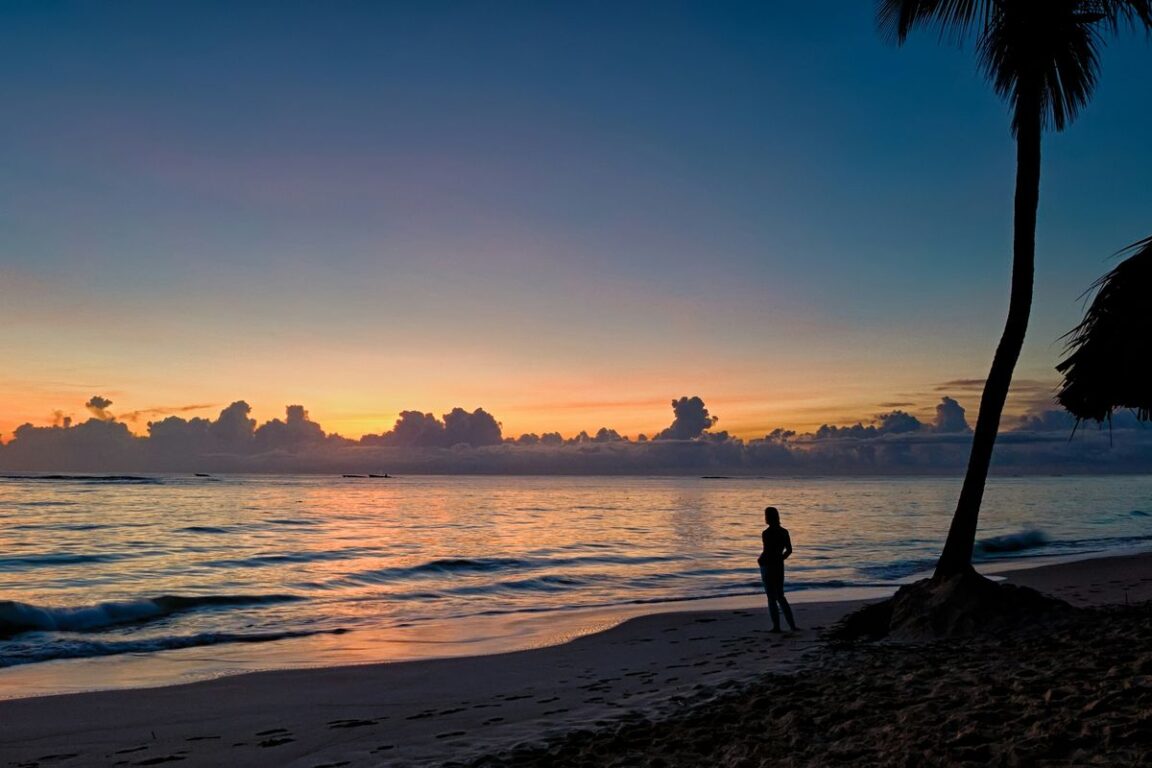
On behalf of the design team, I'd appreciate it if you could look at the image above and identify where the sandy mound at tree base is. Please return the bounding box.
[831,568,1071,641]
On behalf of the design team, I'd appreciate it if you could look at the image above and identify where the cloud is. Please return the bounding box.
[934,378,986,392]
[5,393,1152,475]
[117,403,217,423]
[363,407,504,448]
[443,407,503,447]
[209,401,257,447]
[932,396,970,433]
[813,409,924,440]
[85,395,114,420]
[656,396,717,440]
[253,405,328,452]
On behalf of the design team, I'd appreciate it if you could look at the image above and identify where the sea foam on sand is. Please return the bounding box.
[0,552,1149,767]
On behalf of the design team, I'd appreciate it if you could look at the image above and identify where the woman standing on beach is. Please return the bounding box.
[758,506,797,633]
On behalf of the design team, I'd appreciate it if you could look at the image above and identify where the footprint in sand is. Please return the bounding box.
[254,731,294,748]
[327,718,379,729]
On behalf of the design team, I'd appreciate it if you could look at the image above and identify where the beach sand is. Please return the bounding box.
[1,552,1149,767]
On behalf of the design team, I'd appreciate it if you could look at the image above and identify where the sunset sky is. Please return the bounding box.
[2,1,1150,442]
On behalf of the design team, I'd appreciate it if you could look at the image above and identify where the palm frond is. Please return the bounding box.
[1085,0,1152,31]
[880,0,1152,134]
[978,1,1102,135]
[877,0,993,44]
[1056,235,1152,423]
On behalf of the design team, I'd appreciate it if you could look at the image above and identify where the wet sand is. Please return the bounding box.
[1,552,1149,767]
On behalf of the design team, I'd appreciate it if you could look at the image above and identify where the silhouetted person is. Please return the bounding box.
[758,506,797,632]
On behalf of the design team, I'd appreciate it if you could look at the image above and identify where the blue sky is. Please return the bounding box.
[1,1,1149,439]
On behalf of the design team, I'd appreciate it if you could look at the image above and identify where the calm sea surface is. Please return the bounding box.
[2,474,1150,694]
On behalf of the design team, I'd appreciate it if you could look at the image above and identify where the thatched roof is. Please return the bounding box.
[1056,235,1152,423]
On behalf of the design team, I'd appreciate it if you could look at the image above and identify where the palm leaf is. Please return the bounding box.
[1056,235,1152,423]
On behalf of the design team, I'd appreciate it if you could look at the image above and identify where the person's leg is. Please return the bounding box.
[777,589,797,631]
[766,580,790,631]
[759,563,781,630]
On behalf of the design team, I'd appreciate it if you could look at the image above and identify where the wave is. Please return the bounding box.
[0,627,347,668]
[335,553,687,587]
[0,474,162,485]
[0,552,136,569]
[977,529,1049,555]
[856,557,939,581]
[0,594,301,639]
[202,549,369,568]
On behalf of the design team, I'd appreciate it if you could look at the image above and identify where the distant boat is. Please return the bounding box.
[368,473,392,479]
[342,474,368,478]
[194,473,211,478]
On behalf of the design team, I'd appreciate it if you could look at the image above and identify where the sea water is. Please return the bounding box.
[1,473,1150,696]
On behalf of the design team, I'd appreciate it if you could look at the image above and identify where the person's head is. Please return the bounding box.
[764,506,780,526]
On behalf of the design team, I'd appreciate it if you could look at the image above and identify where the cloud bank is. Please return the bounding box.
[2,394,1150,475]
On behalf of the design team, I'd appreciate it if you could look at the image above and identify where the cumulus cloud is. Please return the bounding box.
[363,407,503,448]
[877,410,922,434]
[253,405,327,452]
[443,407,502,447]
[814,409,923,440]
[85,395,114,420]
[5,392,1152,475]
[656,396,718,440]
[209,401,257,448]
[932,396,970,433]
[593,427,625,443]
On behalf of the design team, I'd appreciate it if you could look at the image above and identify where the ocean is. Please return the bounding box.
[2,473,1150,697]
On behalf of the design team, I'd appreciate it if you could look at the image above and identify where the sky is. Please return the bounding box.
[2,1,1150,443]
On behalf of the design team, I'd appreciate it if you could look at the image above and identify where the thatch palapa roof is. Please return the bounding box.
[1056,235,1152,423]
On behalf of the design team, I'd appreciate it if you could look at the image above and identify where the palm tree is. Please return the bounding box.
[1057,235,1152,423]
[878,0,1152,579]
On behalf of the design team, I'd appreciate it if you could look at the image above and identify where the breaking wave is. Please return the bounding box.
[0,628,347,668]
[0,594,301,639]
[977,529,1049,555]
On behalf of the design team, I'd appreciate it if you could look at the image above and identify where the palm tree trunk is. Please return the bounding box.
[935,105,1043,579]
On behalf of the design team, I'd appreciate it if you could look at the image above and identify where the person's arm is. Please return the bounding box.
[782,529,793,560]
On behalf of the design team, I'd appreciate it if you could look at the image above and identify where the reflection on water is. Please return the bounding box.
[1,473,1150,693]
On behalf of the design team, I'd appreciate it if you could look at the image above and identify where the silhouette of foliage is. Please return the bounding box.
[878,0,1152,578]
[1057,236,1152,423]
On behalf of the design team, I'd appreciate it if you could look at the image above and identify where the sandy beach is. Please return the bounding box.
[2,551,1150,767]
